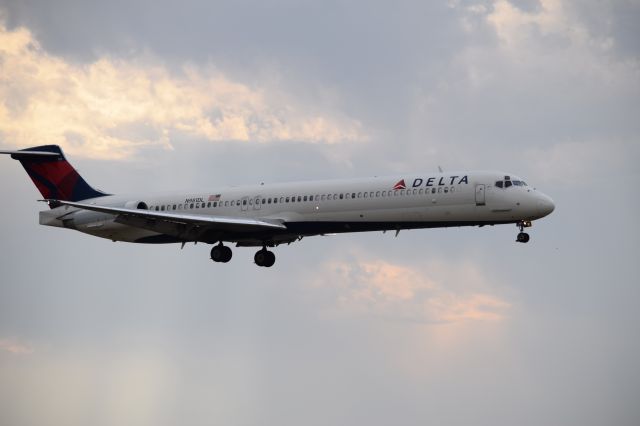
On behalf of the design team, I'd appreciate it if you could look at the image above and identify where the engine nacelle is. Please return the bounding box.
[124,200,149,210]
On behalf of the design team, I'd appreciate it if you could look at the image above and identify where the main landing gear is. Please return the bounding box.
[516,220,532,243]
[210,243,232,263]
[254,248,276,268]
[210,243,276,267]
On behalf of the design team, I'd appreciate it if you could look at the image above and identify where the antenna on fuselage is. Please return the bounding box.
[438,165,443,173]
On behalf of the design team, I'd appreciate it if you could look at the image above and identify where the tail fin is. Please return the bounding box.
[0,145,108,204]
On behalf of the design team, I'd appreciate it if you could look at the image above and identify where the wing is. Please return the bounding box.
[53,200,287,242]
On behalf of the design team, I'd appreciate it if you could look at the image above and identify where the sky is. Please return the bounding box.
[0,0,639,425]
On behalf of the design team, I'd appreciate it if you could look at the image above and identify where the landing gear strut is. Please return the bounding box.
[210,243,232,263]
[254,248,276,267]
[516,220,531,243]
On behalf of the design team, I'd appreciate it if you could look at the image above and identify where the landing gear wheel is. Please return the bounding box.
[211,244,232,262]
[264,251,275,267]
[516,221,532,243]
[254,249,276,267]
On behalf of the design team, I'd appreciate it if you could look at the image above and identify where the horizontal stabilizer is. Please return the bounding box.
[0,150,61,158]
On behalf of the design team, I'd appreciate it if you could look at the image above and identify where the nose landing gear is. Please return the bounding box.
[516,220,532,243]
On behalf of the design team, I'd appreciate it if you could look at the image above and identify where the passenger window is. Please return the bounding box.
[243,200,247,205]
[364,192,368,198]
[303,196,308,202]
[297,196,301,202]
[190,203,194,208]
[437,187,442,193]
[280,197,284,203]
[340,194,344,199]
[450,187,455,193]
[249,199,253,205]
[161,206,165,211]
[357,192,362,198]
[419,189,424,195]
[172,205,176,210]
[431,188,436,194]
[444,187,448,193]
[213,202,217,207]
[155,206,159,211]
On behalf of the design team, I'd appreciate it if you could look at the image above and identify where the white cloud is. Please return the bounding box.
[0,24,367,160]
[313,255,510,324]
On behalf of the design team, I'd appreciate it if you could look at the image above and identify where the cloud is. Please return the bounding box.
[0,338,33,355]
[0,23,367,160]
[408,0,639,183]
[523,139,638,187]
[314,256,510,324]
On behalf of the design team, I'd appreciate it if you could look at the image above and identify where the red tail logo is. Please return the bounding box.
[393,179,406,190]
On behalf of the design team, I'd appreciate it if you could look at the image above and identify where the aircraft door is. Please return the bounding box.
[240,196,249,211]
[253,196,262,210]
[475,184,486,206]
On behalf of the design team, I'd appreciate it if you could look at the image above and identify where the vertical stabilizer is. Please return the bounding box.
[0,145,108,205]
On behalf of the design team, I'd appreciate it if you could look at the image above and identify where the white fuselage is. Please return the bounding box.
[39,171,555,246]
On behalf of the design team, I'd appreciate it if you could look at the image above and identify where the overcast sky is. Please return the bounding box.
[1,1,639,425]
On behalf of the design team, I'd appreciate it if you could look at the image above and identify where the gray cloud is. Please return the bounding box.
[1,1,639,425]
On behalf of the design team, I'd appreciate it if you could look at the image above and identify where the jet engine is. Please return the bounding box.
[124,200,149,210]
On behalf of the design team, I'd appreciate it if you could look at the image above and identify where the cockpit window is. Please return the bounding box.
[496,178,527,188]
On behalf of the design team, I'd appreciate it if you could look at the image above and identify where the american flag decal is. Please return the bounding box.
[393,179,406,190]
[208,194,221,201]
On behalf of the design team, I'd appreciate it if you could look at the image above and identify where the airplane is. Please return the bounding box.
[1,145,555,267]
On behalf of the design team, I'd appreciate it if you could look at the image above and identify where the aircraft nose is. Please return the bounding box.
[537,194,555,217]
